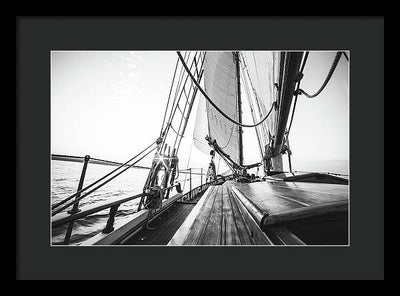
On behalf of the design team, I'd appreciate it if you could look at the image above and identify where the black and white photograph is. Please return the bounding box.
[50,50,349,246]
[17,16,386,281]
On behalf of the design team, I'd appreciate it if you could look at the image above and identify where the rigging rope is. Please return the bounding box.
[52,145,157,216]
[240,53,271,142]
[175,54,206,154]
[177,51,275,128]
[182,140,194,191]
[240,57,266,158]
[51,140,156,211]
[160,52,189,140]
[169,123,185,137]
[172,97,191,149]
[172,54,202,151]
[161,52,188,137]
[252,52,262,93]
[286,51,310,136]
[296,52,343,98]
[176,104,186,118]
[160,52,199,151]
[218,65,239,150]
[160,57,179,136]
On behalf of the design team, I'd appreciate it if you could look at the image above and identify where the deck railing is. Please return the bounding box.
[51,153,233,245]
[52,184,181,244]
[180,174,233,201]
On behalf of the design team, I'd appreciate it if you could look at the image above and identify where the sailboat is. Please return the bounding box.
[51,50,349,246]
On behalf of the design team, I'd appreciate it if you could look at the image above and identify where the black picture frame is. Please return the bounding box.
[16,16,386,280]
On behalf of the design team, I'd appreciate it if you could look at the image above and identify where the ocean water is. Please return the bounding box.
[289,159,349,176]
[51,160,204,245]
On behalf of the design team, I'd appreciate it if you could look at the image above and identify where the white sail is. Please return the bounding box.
[193,51,283,167]
[193,89,211,155]
[241,51,281,147]
[202,52,241,165]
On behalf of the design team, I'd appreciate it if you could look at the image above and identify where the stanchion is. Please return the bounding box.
[63,155,90,245]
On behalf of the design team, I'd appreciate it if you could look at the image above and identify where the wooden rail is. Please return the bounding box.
[52,183,183,245]
[52,174,232,245]
[52,193,146,228]
[51,154,151,169]
[81,193,183,245]
[80,177,232,245]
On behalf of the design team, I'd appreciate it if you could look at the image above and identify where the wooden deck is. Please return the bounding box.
[168,184,273,245]
[168,179,349,245]
[123,202,196,245]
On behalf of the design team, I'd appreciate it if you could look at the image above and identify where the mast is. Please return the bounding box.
[270,52,303,172]
[235,51,244,167]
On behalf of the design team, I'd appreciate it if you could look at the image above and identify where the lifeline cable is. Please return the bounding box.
[51,140,156,211]
[52,146,157,216]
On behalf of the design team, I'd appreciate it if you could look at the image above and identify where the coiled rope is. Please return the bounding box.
[177,51,275,128]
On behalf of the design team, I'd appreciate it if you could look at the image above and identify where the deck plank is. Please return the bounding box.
[169,180,339,245]
[221,184,242,245]
[124,202,195,245]
[226,186,255,245]
[182,186,218,245]
[198,186,223,245]
[169,184,266,245]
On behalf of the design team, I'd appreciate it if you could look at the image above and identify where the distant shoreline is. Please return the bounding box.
[51,154,150,170]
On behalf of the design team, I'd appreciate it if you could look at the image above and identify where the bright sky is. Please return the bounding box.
[51,51,349,174]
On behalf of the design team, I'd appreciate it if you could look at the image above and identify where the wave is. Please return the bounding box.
[80,208,137,221]
[51,160,150,244]
[51,209,138,245]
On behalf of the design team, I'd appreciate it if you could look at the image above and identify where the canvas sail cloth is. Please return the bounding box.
[193,52,241,165]
[240,51,281,152]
